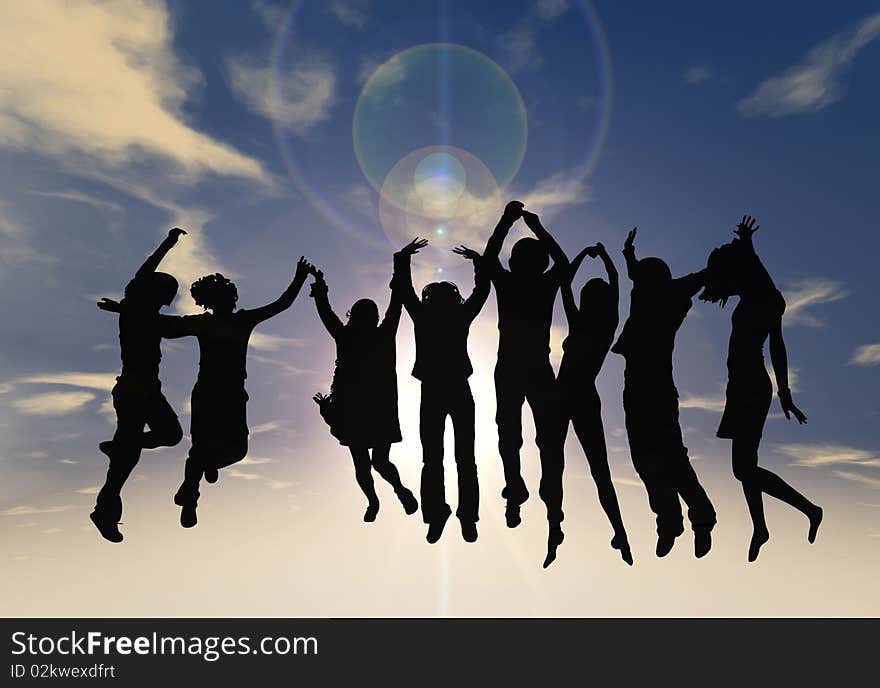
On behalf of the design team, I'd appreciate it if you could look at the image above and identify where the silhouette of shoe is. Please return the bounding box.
[460,520,478,543]
[397,489,418,515]
[694,529,712,558]
[655,533,676,557]
[180,505,198,528]
[89,509,123,543]
[611,534,633,566]
[204,466,218,484]
[505,501,522,528]
[748,529,769,562]
[808,506,823,544]
[426,513,450,544]
[364,501,379,522]
[98,440,114,458]
[543,526,565,568]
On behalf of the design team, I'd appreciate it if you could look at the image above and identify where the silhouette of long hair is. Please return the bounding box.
[346,298,380,329]
[699,239,752,306]
[421,281,464,305]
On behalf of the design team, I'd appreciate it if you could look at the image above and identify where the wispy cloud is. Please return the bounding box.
[75,486,102,495]
[226,54,336,136]
[250,0,287,30]
[833,470,880,490]
[850,343,880,366]
[499,0,571,73]
[684,65,713,85]
[679,392,727,413]
[249,332,305,352]
[12,391,96,416]
[226,468,293,490]
[329,1,369,29]
[27,190,124,213]
[783,278,847,327]
[535,0,570,21]
[775,443,880,469]
[519,173,590,216]
[738,12,880,117]
[16,372,117,391]
[0,0,265,179]
[0,505,72,517]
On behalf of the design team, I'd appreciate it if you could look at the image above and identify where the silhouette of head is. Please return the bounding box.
[421,281,464,310]
[509,237,549,276]
[125,272,178,309]
[636,257,672,289]
[700,240,746,306]
[580,278,615,321]
[191,273,238,314]
[347,298,380,329]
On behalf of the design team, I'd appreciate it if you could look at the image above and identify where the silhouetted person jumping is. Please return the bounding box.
[557,241,632,566]
[393,237,489,544]
[308,264,418,522]
[612,228,716,558]
[481,200,567,565]
[700,215,822,561]
[91,227,186,542]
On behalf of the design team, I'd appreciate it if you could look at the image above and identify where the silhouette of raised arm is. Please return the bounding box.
[452,245,490,322]
[379,284,403,334]
[561,242,618,326]
[391,238,428,317]
[135,227,186,278]
[246,256,311,325]
[483,201,524,265]
[308,266,344,339]
[621,227,638,281]
[521,210,569,271]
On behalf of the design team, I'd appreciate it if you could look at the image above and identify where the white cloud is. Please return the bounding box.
[679,393,727,413]
[775,442,880,468]
[0,0,265,179]
[738,12,880,117]
[75,486,102,495]
[833,470,880,490]
[27,190,124,213]
[329,1,369,29]
[251,0,287,30]
[684,65,712,85]
[249,332,305,352]
[519,173,590,215]
[17,372,117,391]
[500,25,543,74]
[851,343,880,366]
[12,391,95,416]
[536,0,570,21]
[0,505,71,517]
[227,55,336,136]
[783,278,847,327]
[250,420,282,436]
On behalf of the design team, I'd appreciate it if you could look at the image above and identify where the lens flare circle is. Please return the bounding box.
[354,43,527,194]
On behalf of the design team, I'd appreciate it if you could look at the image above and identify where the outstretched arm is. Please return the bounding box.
[483,201,524,265]
[594,242,619,296]
[621,227,638,282]
[308,267,344,339]
[453,247,490,322]
[247,256,311,325]
[134,227,186,278]
[560,248,588,326]
[97,298,122,313]
[392,238,428,318]
[769,318,808,424]
[379,282,403,334]
[521,210,569,272]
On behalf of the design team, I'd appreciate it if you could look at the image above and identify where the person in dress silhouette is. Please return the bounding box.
[308,264,418,522]
[99,257,312,528]
[612,228,716,558]
[392,237,490,544]
[92,228,186,542]
[481,201,568,564]
[700,215,822,561]
[557,241,632,566]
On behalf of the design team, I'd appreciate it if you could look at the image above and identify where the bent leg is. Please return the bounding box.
[371,443,405,492]
[141,390,183,449]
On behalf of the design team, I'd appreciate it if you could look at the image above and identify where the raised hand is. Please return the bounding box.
[503,200,524,221]
[312,392,329,406]
[399,237,429,256]
[168,227,187,240]
[623,227,637,252]
[735,215,759,240]
[294,256,312,282]
[97,297,121,313]
[452,245,481,262]
[521,209,541,230]
[586,241,606,259]
[779,388,808,424]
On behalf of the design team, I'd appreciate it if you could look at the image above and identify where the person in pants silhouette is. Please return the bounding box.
[612,228,716,558]
[557,241,632,566]
[308,264,418,523]
[92,227,187,542]
[700,215,822,561]
[392,238,490,544]
[481,200,568,562]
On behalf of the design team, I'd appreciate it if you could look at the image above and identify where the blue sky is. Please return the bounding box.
[1,1,878,615]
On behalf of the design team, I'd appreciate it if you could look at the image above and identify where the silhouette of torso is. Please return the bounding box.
[559,314,616,384]
[490,267,561,364]
[117,279,162,380]
[162,311,262,384]
[727,289,785,381]
[332,318,398,402]
[409,304,475,382]
[612,276,699,385]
